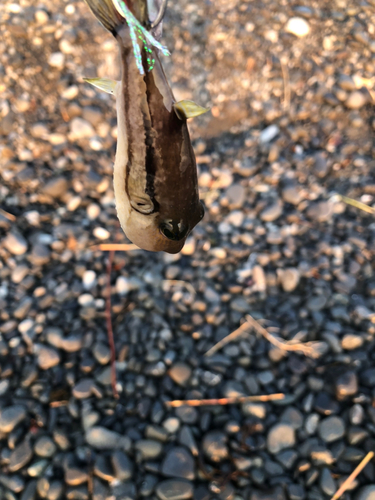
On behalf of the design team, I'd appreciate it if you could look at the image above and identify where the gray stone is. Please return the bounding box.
[20,480,37,500]
[85,427,131,451]
[93,343,111,364]
[73,379,96,399]
[335,371,358,399]
[260,202,283,222]
[111,450,133,481]
[156,479,193,500]
[168,362,192,386]
[356,485,375,500]
[135,439,163,460]
[161,447,195,480]
[319,468,336,496]
[3,232,28,255]
[34,436,56,457]
[9,439,33,472]
[267,423,295,454]
[318,416,345,442]
[41,177,68,198]
[36,346,60,370]
[0,473,25,492]
[0,405,27,432]
[202,431,228,462]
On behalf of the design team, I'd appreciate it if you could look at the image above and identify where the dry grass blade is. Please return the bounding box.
[280,58,291,111]
[339,195,375,215]
[205,321,251,357]
[330,451,374,500]
[245,314,321,358]
[165,393,285,408]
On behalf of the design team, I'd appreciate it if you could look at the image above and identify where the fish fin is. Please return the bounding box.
[83,0,124,36]
[83,77,118,95]
[173,100,210,120]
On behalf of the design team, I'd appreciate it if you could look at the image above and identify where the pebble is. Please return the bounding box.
[41,177,68,198]
[3,232,28,255]
[72,378,97,398]
[202,431,228,462]
[279,268,300,292]
[48,52,65,68]
[285,17,310,37]
[168,362,192,386]
[85,427,130,451]
[135,439,163,459]
[156,479,193,500]
[82,270,97,290]
[341,334,363,350]
[320,468,336,496]
[259,124,279,143]
[260,202,283,222]
[345,91,368,109]
[335,371,358,399]
[9,439,33,472]
[0,405,27,433]
[69,118,95,140]
[93,227,110,240]
[318,416,345,442]
[161,447,195,480]
[111,450,133,481]
[282,186,302,205]
[267,423,296,454]
[36,346,60,370]
[356,485,375,500]
[34,436,56,457]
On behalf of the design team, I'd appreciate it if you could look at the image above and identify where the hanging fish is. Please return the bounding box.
[83,0,209,253]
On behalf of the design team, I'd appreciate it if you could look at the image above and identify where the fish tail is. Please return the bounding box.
[84,0,125,36]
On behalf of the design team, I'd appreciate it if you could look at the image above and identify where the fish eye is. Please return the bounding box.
[130,197,154,215]
[160,220,188,241]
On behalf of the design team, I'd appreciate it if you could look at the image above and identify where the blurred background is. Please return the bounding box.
[1,0,375,499]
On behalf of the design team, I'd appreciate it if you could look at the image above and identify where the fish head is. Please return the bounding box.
[123,189,205,254]
[114,166,204,253]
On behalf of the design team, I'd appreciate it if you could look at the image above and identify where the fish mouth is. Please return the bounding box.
[159,220,189,242]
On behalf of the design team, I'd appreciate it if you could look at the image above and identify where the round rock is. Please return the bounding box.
[0,405,27,433]
[318,416,345,442]
[202,431,228,462]
[168,362,192,386]
[267,423,295,454]
[156,479,193,500]
[161,447,195,480]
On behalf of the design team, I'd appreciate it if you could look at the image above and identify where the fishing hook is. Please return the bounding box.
[150,0,168,28]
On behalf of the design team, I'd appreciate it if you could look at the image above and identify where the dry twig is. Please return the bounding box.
[205,314,321,358]
[106,250,119,399]
[280,58,291,111]
[330,451,374,500]
[165,393,284,408]
[205,321,251,356]
[96,243,139,251]
[245,314,321,358]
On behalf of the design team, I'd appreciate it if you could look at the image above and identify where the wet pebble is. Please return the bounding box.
[202,431,228,462]
[0,405,27,433]
[156,479,193,500]
[161,447,195,480]
[318,416,345,442]
[267,423,295,454]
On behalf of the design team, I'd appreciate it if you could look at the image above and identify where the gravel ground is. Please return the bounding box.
[1,0,375,499]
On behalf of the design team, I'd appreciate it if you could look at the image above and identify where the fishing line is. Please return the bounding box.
[111,0,170,75]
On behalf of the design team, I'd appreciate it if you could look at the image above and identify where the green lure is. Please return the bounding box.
[111,0,170,74]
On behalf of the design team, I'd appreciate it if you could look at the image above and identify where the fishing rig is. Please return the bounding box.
[112,0,170,74]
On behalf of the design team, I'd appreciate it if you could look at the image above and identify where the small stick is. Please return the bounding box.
[205,321,251,357]
[106,250,119,399]
[165,393,285,408]
[245,314,321,358]
[0,208,16,221]
[280,58,291,112]
[96,243,139,252]
[330,451,374,500]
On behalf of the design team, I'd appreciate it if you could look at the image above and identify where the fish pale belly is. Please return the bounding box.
[112,82,186,254]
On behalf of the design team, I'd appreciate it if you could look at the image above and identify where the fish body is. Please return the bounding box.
[84,0,207,253]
